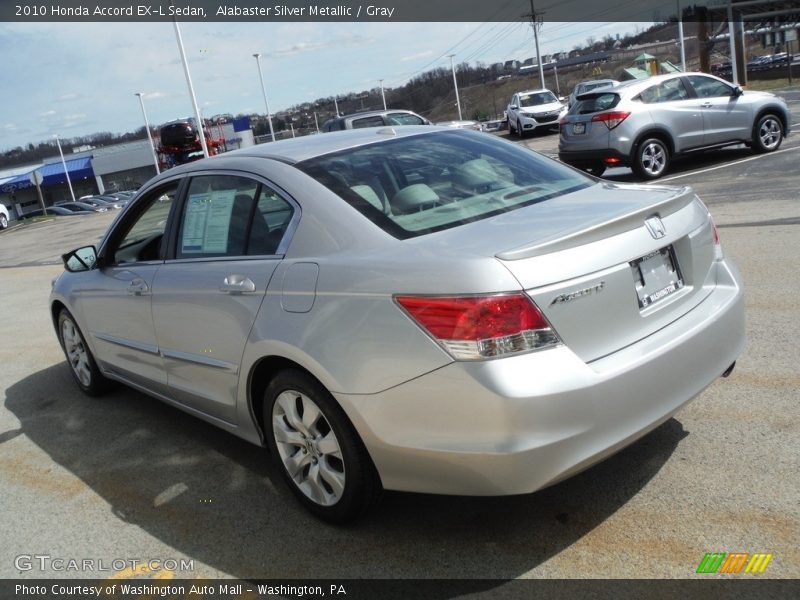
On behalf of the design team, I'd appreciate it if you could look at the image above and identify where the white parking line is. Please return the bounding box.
[656,144,800,182]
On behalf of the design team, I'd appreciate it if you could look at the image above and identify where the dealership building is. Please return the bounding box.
[0,119,254,221]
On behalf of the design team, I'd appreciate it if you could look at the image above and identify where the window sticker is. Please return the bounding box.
[181,189,236,254]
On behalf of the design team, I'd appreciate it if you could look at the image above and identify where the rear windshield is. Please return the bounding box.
[571,92,620,115]
[297,130,591,239]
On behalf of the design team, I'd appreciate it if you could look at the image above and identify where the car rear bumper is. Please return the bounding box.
[558,148,630,168]
[336,258,745,496]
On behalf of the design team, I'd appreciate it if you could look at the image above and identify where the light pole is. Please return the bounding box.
[53,134,76,203]
[447,54,463,120]
[172,17,209,158]
[253,53,276,142]
[334,95,340,116]
[676,0,686,72]
[313,111,320,133]
[528,0,546,90]
[135,92,160,174]
[379,79,387,110]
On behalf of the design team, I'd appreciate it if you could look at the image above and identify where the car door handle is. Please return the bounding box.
[701,102,712,108]
[220,275,256,294]
[127,278,149,296]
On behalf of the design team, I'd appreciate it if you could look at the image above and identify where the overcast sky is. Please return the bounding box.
[1,20,652,152]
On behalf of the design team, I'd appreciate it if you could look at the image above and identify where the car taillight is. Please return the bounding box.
[395,293,560,360]
[591,111,631,130]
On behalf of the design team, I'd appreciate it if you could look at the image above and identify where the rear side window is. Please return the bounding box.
[572,92,620,114]
[639,78,690,104]
[387,113,425,125]
[297,130,591,239]
[351,116,385,129]
[177,175,292,258]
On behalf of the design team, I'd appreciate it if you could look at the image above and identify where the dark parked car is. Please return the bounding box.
[18,206,90,219]
[56,202,108,213]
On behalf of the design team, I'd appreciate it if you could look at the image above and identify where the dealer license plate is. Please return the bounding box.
[630,246,684,309]
[572,123,585,134]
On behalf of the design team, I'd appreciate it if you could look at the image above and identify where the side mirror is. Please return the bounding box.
[559,96,567,103]
[733,85,744,97]
[62,245,98,272]
[509,104,518,110]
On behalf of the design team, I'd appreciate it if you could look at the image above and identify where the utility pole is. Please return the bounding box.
[526,0,546,90]
[379,79,387,110]
[447,54,463,120]
[677,0,686,71]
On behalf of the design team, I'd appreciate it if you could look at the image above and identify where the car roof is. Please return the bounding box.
[516,89,554,95]
[187,125,445,165]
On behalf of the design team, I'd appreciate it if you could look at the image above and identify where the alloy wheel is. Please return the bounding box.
[61,317,92,387]
[640,142,667,177]
[272,389,346,506]
[759,117,781,150]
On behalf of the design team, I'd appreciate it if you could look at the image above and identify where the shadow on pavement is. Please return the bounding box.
[6,362,688,587]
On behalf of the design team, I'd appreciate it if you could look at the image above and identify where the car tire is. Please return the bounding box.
[264,369,381,524]
[57,309,113,396]
[583,163,607,177]
[752,113,783,153]
[633,137,670,180]
[508,119,515,136]
[516,120,525,139]
[0,213,8,229]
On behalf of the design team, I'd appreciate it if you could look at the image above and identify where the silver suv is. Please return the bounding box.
[558,73,791,179]
[321,109,430,132]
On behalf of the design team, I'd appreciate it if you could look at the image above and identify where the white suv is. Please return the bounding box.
[0,204,10,230]
[507,89,567,137]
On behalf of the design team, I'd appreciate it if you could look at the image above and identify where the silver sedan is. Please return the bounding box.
[51,126,745,522]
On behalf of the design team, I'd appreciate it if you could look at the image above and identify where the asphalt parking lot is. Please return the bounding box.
[1,93,798,585]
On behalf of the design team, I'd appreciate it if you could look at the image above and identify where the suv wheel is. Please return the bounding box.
[0,213,7,229]
[753,114,783,153]
[264,369,381,523]
[508,118,515,135]
[633,138,670,179]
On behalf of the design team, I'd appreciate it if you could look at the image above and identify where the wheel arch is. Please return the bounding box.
[632,128,675,157]
[247,355,355,446]
[752,106,788,139]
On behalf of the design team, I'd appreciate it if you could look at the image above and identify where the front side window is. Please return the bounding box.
[298,130,592,239]
[113,183,178,264]
[687,75,733,98]
[177,175,292,259]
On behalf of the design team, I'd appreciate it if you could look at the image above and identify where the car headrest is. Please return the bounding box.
[391,184,439,215]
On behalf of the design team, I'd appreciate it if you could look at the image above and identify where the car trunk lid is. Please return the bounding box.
[490,183,717,363]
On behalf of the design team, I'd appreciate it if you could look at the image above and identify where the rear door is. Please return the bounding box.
[151,172,297,423]
[639,77,705,151]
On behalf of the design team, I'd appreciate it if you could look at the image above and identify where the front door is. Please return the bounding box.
[77,182,180,394]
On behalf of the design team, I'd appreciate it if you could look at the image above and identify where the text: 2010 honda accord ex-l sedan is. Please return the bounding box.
[51,126,745,522]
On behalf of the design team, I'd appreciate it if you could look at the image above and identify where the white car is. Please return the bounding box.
[0,203,10,229]
[507,89,567,138]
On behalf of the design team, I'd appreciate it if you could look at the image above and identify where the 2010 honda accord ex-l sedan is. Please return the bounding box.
[51,126,745,523]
